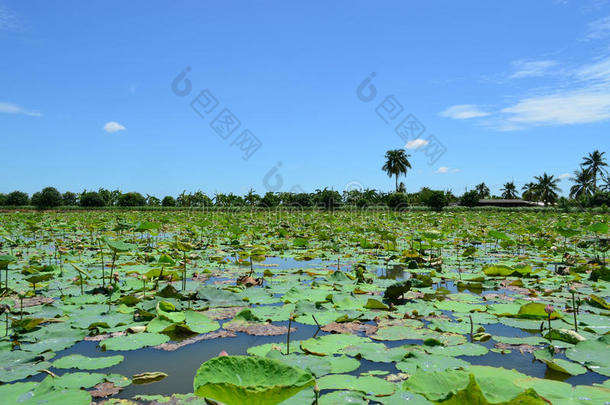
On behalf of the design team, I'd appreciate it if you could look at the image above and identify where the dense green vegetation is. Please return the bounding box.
[2,150,608,211]
[0,209,608,404]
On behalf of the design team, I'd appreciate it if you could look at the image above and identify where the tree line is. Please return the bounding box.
[1,150,607,210]
[381,149,609,208]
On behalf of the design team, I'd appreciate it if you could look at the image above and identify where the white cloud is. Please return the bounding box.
[436,166,460,174]
[587,16,610,39]
[509,60,558,79]
[104,121,126,133]
[440,104,490,119]
[500,86,610,125]
[0,102,41,117]
[404,138,428,149]
[558,173,571,180]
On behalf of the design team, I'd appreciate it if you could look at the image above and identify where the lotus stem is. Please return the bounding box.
[570,287,578,332]
[286,314,294,355]
[469,314,473,341]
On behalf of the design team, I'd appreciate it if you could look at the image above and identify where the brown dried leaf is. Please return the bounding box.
[84,331,126,342]
[154,330,236,351]
[202,306,245,320]
[494,342,540,354]
[224,322,294,336]
[90,382,122,398]
[321,322,378,335]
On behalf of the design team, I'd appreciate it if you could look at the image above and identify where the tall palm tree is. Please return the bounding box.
[500,182,518,199]
[569,168,594,199]
[522,182,539,202]
[382,149,412,192]
[582,150,608,191]
[534,173,561,206]
[475,182,490,199]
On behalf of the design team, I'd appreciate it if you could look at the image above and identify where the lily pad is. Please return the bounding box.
[193,355,315,405]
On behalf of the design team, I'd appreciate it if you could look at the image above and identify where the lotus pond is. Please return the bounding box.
[0,209,609,404]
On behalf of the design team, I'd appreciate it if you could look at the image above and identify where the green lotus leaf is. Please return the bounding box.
[516,302,562,320]
[318,390,368,404]
[101,332,170,351]
[193,355,315,405]
[565,336,610,377]
[317,374,396,396]
[300,334,371,356]
[52,354,124,370]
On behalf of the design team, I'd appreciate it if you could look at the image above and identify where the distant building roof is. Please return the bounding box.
[477,199,538,207]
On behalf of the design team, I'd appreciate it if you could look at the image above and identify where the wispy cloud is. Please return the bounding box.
[404,138,428,149]
[0,102,41,117]
[509,60,558,79]
[0,5,18,31]
[436,166,460,174]
[558,173,571,180]
[500,86,610,126]
[104,121,126,133]
[440,104,490,119]
[586,15,610,39]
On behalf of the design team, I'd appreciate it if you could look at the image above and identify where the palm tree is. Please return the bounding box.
[382,150,412,192]
[500,182,518,199]
[601,173,610,192]
[534,173,561,206]
[582,150,608,191]
[522,182,539,202]
[475,182,490,199]
[569,168,594,199]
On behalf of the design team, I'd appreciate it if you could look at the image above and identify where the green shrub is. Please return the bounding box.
[62,192,78,206]
[460,190,480,207]
[80,191,105,207]
[421,190,448,211]
[118,192,146,207]
[31,187,62,209]
[162,196,176,207]
[385,192,410,209]
[6,191,29,206]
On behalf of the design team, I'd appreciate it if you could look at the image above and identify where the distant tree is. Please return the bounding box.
[0,193,7,205]
[521,182,539,202]
[62,191,78,206]
[460,190,480,207]
[244,189,261,206]
[601,173,610,192]
[260,192,280,207]
[6,191,29,206]
[534,173,561,206]
[291,192,314,207]
[500,182,518,199]
[313,188,342,210]
[385,192,410,209]
[98,188,121,206]
[474,183,490,199]
[146,195,161,206]
[80,191,105,207]
[118,192,146,207]
[382,149,412,192]
[162,196,176,207]
[581,150,608,191]
[587,191,610,207]
[570,168,594,199]
[421,190,448,211]
[31,187,62,209]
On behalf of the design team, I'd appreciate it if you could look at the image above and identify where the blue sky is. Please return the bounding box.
[1,0,609,198]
